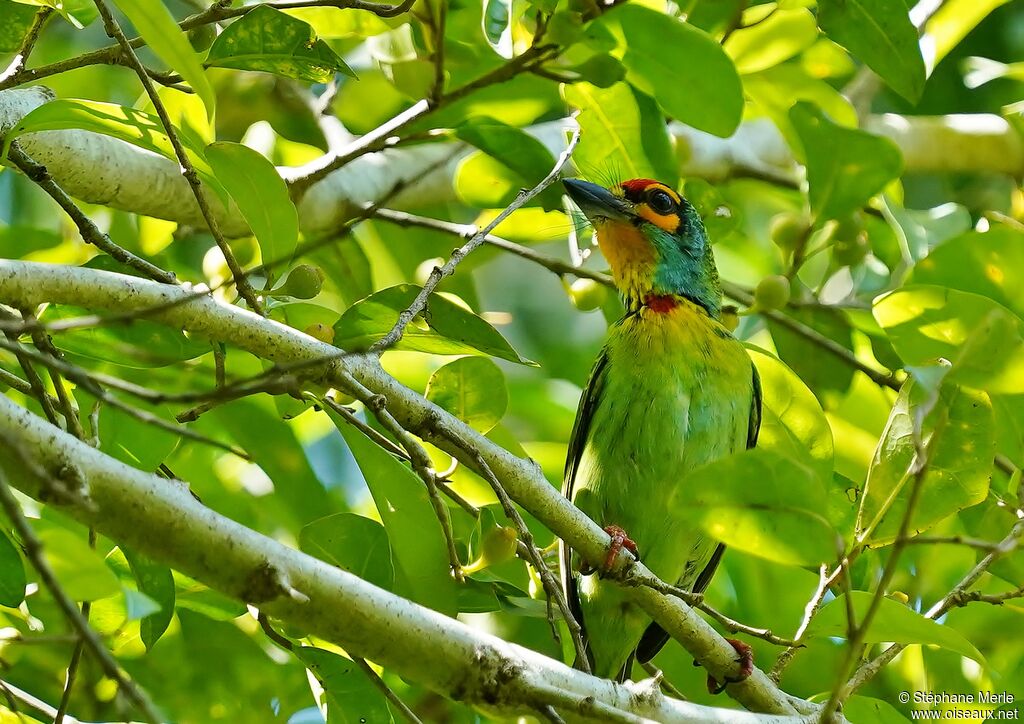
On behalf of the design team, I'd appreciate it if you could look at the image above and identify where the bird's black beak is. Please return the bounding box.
[562,178,632,224]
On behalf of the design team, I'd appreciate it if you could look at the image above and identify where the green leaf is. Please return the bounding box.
[607,4,743,137]
[123,547,175,650]
[0,1,39,52]
[724,7,818,75]
[843,695,912,724]
[2,100,222,195]
[874,285,1024,394]
[961,497,1024,587]
[111,0,215,118]
[206,6,355,83]
[74,387,180,471]
[748,348,835,486]
[671,448,841,566]
[38,303,209,368]
[807,591,985,664]
[453,118,561,211]
[911,227,1024,319]
[857,380,994,545]
[926,0,1009,67]
[766,307,857,405]
[210,401,333,527]
[0,529,25,607]
[14,0,96,28]
[206,142,298,277]
[294,647,394,724]
[817,0,926,103]
[562,81,676,187]
[334,285,533,365]
[425,357,508,434]
[334,422,457,616]
[38,529,120,601]
[300,513,394,592]
[790,102,903,221]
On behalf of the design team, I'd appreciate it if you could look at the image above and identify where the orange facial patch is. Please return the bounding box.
[595,220,656,293]
[620,181,681,233]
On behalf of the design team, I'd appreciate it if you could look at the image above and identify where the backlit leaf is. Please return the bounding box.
[425,356,508,434]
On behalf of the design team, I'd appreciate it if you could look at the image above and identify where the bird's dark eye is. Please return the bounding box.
[647,189,676,215]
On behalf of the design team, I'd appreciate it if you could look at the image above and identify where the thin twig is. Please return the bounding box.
[436,427,591,674]
[370,126,580,354]
[0,7,52,83]
[353,658,425,724]
[6,144,176,284]
[0,679,85,724]
[92,0,263,313]
[335,371,464,581]
[318,393,479,517]
[847,518,1024,694]
[770,563,835,682]
[0,462,161,723]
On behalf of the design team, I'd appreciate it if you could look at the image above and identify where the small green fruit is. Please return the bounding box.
[303,323,335,345]
[769,212,809,251]
[832,217,870,267]
[754,275,791,311]
[568,278,608,312]
[464,526,518,574]
[283,265,324,299]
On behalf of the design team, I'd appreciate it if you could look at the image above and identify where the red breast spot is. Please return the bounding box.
[645,294,678,313]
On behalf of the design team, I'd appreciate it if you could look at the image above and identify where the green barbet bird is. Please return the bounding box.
[560,177,762,684]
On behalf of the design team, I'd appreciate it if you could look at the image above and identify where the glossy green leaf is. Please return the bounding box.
[609,4,743,137]
[210,401,333,527]
[766,306,856,405]
[724,7,818,74]
[74,387,180,471]
[817,0,926,102]
[671,448,841,566]
[123,588,162,621]
[562,81,676,187]
[790,102,903,221]
[2,99,221,193]
[206,6,355,82]
[111,0,215,117]
[911,227,1024,318]
[37,304,209,368]
[334,285,533,364]
[295,647,394,723]
[748,348,835,485]
[300,513,394,592]
[926,0,1009,67]
[207,142,298,276]
[0,1,39,51]
[874,285,1024,394]
[0,530,25,607]
[310,238,374,306]
[425,356,508,434]
[38,529,120,601]
[123,547,175,650]
[807,592,985,664]
[857,380,994,545]
[14,0,95,28]
[453,118,561,211]
[336,422,457,616]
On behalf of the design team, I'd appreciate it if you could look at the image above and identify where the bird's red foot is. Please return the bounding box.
[602,524,638,572]
[706,638,754,694]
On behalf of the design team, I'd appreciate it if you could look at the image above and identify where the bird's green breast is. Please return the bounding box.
[568,299,754,677]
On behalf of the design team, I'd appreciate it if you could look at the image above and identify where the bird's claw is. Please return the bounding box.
[706,638,754,694]
[601,524,638,573]
[580,524,639,576]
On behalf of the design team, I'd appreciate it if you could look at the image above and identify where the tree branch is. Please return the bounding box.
[0,389,816,724]
[0,260,835,719]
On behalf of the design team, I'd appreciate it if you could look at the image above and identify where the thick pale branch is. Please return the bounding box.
[0,390,809,724]
[0,261,834,719]
[2,89,1020,241]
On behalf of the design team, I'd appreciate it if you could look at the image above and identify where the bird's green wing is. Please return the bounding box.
[636,363,762,664]
[560,347,610,669]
